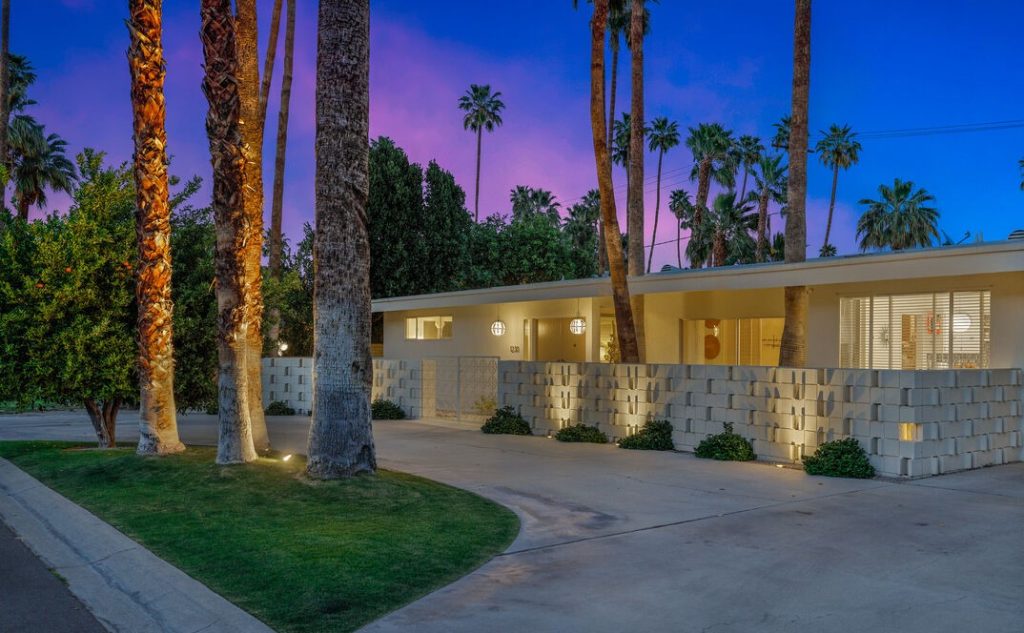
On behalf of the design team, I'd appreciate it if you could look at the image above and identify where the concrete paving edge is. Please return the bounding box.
[0,458,275,633]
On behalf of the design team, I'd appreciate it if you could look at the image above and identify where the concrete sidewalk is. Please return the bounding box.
[0,457,274,633]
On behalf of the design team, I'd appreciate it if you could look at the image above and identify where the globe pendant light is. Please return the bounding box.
[569,298,586,335]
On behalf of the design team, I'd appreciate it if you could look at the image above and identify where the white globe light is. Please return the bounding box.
[569,317,586,335]
[490,320,507,336]
[952,313,972,333]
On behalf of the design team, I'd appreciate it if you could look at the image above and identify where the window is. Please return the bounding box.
[839,291,990,369]
[680,318,784,366]
[405,315,453,340]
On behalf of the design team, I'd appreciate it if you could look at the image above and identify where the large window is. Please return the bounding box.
[839,291,990,369]
[681,318,785,366]
[405,316,453,340]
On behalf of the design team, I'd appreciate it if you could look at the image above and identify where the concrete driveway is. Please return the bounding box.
[2,411,1022,632]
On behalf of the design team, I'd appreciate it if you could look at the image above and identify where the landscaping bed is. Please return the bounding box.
[0,442,518,633]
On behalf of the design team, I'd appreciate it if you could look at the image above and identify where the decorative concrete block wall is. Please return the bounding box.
[498,361,1023,478]
[261,358,422,418]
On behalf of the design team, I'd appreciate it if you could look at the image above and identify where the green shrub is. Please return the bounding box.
[265,401,296,416]
[555,424,608,444]
[371,399,406,420]
[803,438,875,478]
[694,423,756,461]
[618,419,674,451]
[481,406,532,435]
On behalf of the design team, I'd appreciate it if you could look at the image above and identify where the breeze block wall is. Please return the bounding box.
[498,361,1023,478]
[261,358,422,418]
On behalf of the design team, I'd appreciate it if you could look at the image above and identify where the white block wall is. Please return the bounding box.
[498,362,1024,479]
[261,358,422,418]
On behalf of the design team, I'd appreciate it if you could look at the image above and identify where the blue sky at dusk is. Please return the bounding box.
[12,1,1024,267]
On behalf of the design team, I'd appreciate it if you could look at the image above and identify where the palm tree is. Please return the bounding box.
[458,84,505,221]
[0,0,10,179]
[779,0,811,368]
[307,0,376,478]
[9,122,75,220]
[704,192,756,267]
[128,0,184,455]
[771,115,791,153]
[750,153,787,262]
[510,185,560,224]
[258,0,283,127]
[646,116,679,272]
[626,0,647,283]
[269,0,295,277]
[668,188,692,267]
[200,0,257,464]
[686,122,735,246]
[856,179,939,251]
[563,192,601,276]
[815,123,861,255]
[732,134,764,204]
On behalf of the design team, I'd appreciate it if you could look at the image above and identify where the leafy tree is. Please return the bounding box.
[689,192,756,267]
[464,213,505,289]
[857,178,939,251]
[815,124,861,255]
[458,83,504,221]
[368,136,425,298]
[500,212,572,285]
[422,160,473,288]
[646,116,680,272]
[262,222,314,357]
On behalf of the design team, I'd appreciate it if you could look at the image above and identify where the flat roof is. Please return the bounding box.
[372,240,1024,313]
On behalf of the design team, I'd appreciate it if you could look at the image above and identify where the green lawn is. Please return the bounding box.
[0,442,519,632]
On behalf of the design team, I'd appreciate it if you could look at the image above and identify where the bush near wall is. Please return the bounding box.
[555,424,608,444]
[803,438,876,478]
[371,398,406,420]
[618,420,674,451]
[264,401,296,416]
[695,423,757,461]
[481,407,532,435]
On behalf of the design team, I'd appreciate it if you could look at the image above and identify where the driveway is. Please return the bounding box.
[2,411,1023,632]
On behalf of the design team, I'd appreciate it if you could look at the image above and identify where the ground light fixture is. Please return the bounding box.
[282,454,293,462]
[276,340,289,357]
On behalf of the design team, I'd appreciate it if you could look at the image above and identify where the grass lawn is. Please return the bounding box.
[0,441,519,632]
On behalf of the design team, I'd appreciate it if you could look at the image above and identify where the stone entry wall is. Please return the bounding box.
[261,358,422,418]
[497,361,1023,479]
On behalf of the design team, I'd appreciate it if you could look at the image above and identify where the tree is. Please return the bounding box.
[9,123,76,220]
[308,0,376,479]
[268,0,296,276]
[732,134,764,205]
[510,185,561,225]
[771,115,791,153]
[668,188,692,267]
[201,0,257,464]
[750,153,787,262]
[368,137,424,298]
[501,213,573,285]
[686,122,735,257]
[856,179,939,251]
[128,0,184,455]
[563,189,601,278]
[626,0,647,281]
[458,84,504,221]
[263,222,314,357]
[0,0,10,181]
[779,0,811,368]
[815,123,861,255]
[646,116,679,272]
[702,192,756,267]
[421,160,473,288]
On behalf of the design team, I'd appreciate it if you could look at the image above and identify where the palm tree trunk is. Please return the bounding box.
[128,0,184,456]
[738,168,749,206]
[473,127,482,221]
[779,0,811,368]
[0,0,9,192]
[627,0,646,362]
[15,195,28,221]
[695,159,711,222]
[600,37,618,277]
[756,192,769,262]
[268,0,294,277]
[713,232,726,268]
[201,0,257,464]
[258,0,283,127]
[823,161,838,250]
[676,220,682,267]
[646,149,663,273]
[590,0,639,364]
[308,0,376,479]
[235,0,269,453]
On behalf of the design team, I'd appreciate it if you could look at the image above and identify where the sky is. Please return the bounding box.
[11,0,1024,269]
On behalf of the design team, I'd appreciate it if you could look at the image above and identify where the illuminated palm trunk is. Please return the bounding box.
[201,0,256,464]
[128,0,184,456]
[307,0,377,479]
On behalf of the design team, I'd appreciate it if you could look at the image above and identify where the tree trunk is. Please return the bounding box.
[16,194,28,221]
[600,37,617,277]
[590,0,639,364]
[234,0,269,453]
[779,0,811,368]
[201,0,257,464]
[738,168,749,206]
[0,0,9,189]
[84,398,121,449]
[676,220,682,268]
[258,0,283,128]
[647,150,663,273]
[128,0,184,456]
[823,162,838,251]
[627,0,646,362]
[694,158,710,240]
[473,127,482,221]
[307,0,376,479]
[268,0,295,277]
[713,232,726,268]
[756,192,769,262]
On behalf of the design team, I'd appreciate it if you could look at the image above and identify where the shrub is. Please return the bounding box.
[695,423,756,461]
[555,424,608,444]
[618,419,674,451]
[265,400,296,416]
[371,398,406,420]
[803,438,875,478]
[481,406,532,435]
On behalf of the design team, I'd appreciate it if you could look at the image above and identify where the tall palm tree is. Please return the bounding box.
[307,0,376,479]
[668,188,692,267]
[685,122,734,262]
[750,153,787,262]
[732,134,764,204]
[779,0,811,368]
[510,185,560,225]
[703,192,756,267]
[258,0,282,127]
[0,0,10,182]
[200,0,257,464]
[646,116,679,272]
[458,84,505,221]
[857,179,939,251]
[234,0,269,453]
[269,0,295,277]
[771,115,792,153]
[9,123,75,220]
[127,0,184,456]
[626,0,646,283]
[815,123,861,255]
